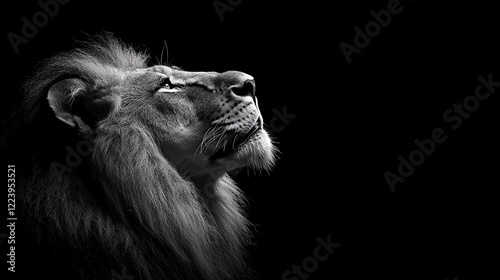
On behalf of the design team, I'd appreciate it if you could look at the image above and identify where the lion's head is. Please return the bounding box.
[6,36,276,280]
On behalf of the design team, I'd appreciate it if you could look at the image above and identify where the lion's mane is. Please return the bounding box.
[5,37,254,280]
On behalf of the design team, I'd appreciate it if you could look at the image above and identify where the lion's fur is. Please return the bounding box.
[6,36,259,280]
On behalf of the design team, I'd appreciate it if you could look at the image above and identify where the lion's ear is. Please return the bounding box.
[47,78,88,127]
[48,78,118,132]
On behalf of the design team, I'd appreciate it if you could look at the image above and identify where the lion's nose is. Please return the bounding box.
[218,71,256,101]
[232,79,256,99]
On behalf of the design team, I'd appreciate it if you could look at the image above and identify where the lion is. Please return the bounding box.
[3,35,276,280]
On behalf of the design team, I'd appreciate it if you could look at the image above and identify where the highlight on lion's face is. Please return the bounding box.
[119,66,274,177]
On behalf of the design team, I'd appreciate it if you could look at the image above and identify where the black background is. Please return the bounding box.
[2,0,499,279]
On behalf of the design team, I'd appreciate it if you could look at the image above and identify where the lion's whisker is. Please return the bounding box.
[196,126,216,156]
[204,126,223,147]
[160,40,169,66]
[214,127,228,149]
[222,139,228,152]
[232,135,238,150]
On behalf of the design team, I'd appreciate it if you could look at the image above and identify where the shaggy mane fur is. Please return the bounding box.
[6,36,254,280]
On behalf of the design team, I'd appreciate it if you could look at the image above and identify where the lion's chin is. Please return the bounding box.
[214,129,276,173]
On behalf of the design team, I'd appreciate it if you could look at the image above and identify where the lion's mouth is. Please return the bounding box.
[210,119,261,160]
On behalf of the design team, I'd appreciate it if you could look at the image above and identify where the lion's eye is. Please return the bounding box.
[159,77,171,89]
[155,77,181,93]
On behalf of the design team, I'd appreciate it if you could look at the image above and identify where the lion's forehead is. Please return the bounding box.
[114,66,215,91]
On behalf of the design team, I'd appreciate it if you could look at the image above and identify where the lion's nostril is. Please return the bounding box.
[232,79,256,101]
[243,80,255,96]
